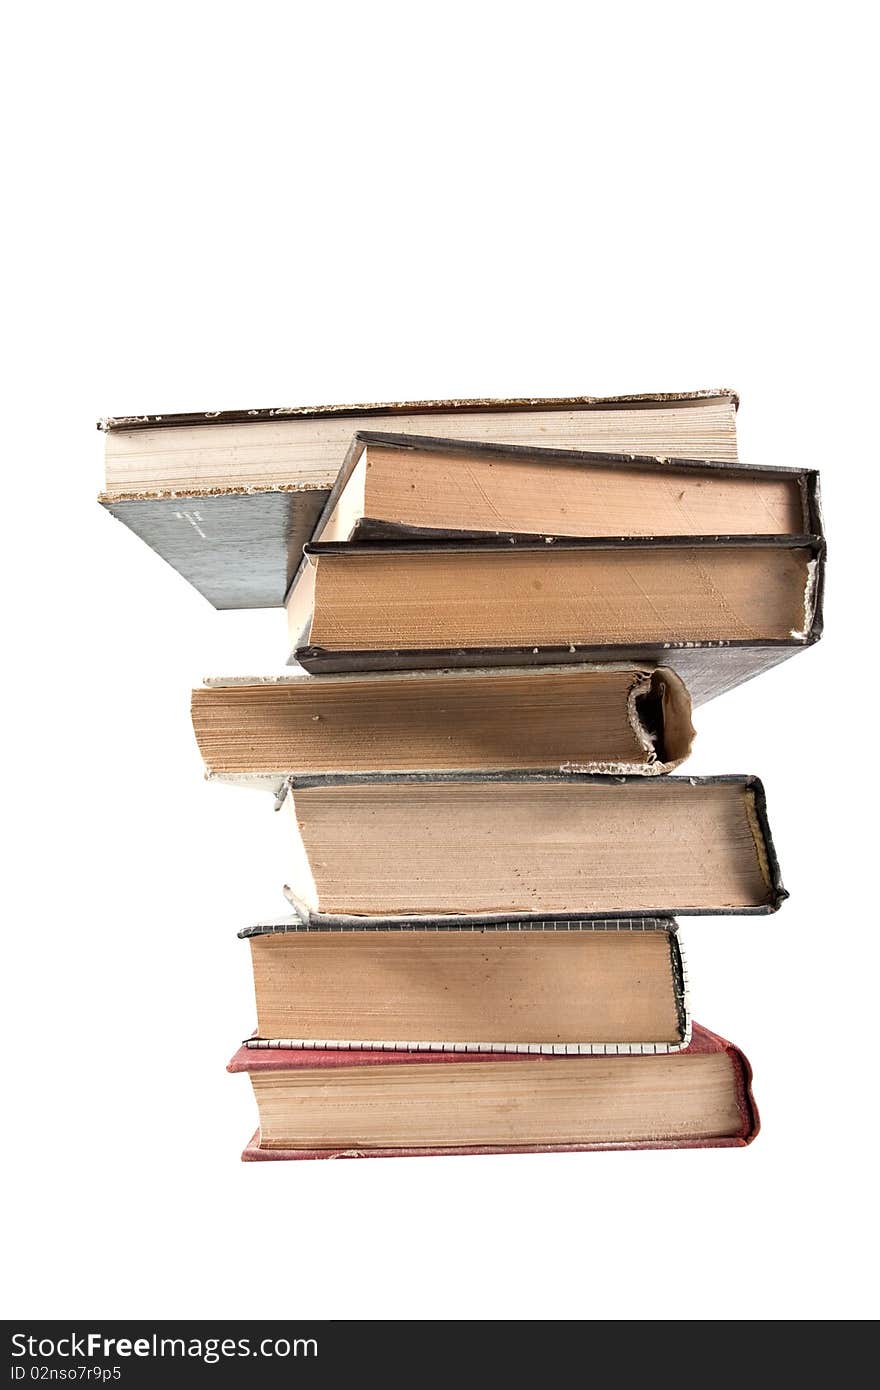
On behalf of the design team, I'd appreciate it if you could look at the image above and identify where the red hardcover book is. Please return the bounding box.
[228,1022,758,1161]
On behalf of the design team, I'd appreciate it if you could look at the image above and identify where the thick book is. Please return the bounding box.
[228,1022,758,1159]
[289,535,824,704]
[97,389,738,609]
[310,430,819,549]
[240,917,690,1055]
[192,664,695,793]
[280,771,785,919]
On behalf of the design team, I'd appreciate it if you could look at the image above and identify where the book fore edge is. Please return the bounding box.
[240,921,692,1055]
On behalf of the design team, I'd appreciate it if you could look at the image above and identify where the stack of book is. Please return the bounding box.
[100,390,825,1159]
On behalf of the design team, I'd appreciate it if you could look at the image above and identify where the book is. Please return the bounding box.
[289,536,824,704]
[191,664,695,792]
[228,1022,757,1159]
[97,389,738,608]
[311,430,818,547]
[240,917,690,1055]
[280,772,785,918]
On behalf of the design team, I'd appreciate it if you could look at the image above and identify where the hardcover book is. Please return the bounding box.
[289,535,824,704]
[279,772,785,919]
[98,389,738,608]
[228,1022,757,1159]
[240,917,690,1054]
[191,664,695,792]
[309,430,819,548]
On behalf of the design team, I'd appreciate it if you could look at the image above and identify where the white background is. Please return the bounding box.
[3,1,877,1322]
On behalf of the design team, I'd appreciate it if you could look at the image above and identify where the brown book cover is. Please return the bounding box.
[101,389,739,434]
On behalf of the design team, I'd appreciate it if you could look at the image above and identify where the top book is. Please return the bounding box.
[98,390,739,608]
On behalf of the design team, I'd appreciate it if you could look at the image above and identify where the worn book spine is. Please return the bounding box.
[229,1023,758,1160]
[192,664,696,791]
